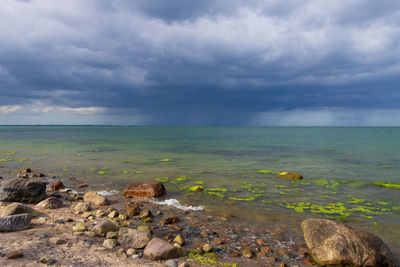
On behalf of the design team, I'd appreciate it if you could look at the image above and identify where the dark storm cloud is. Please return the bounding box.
[0,0,400,125]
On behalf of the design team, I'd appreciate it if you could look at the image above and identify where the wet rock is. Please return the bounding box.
[74,202,91,212]
[0,202,41,217]
[260,246,271,254]
[0,214,31,232]
[72,223,87,232]
[68,177,78,182]
[275,172,303,180]
[31,173,45,178]
[256,239,265,246]
[108,210,118,218]
[49,181,65,191]
[138,225,151,233]
[241,248,253,258]
[160,215,179,225]
[302,218,397,267]
[6,251,24,259]
[125,201,140,216]
[0,177,47,203]
[139,209,153,218]
[174,234,185,246]
[76,184,88,188]
[103,239,118,249]
[279,263,287,267]
[92,219,119,236]
[212,238,223,245]
[165,259,178,267]
[118,228,152,249]
[18,168,31,174]
[144,237,180,260]
[36,197,63,209]
[83,191,110,206]
[123,182,166,198]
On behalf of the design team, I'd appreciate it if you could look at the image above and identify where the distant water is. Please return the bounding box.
[0,126,399,255]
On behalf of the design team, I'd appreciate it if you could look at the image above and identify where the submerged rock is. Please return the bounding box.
[275,172,303,180]
[49,181,65,191]
[144,238,179,260]
[18,168,31,174]
[36,197,63,209]
[0,214,31,232]
[0,202,41,217]
[83,191,110,206]
[123,182,166,198]
[301,218,398,267]
[0,178,47,203]
[118,228,152,249]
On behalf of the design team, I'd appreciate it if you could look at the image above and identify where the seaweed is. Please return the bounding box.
[373,182,400,189]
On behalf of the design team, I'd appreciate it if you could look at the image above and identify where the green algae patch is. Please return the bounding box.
[256,169,279,174]
[206,191,225,198]
[194,181,204,185]
[189,186,204,192]
[160,158,171,162]
[186,250,239,267]
[170,176,188,184]
[155,177,169,183]
[98,171,105,174]
[373,182,400,189]
[275,185,287,188]
[228,196,256,201]
[348,198,367,204]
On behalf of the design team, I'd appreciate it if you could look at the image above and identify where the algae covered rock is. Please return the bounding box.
[0,178,47,203]
[123,182,166,198]
[301,218,398,267]
[275,172,303,180]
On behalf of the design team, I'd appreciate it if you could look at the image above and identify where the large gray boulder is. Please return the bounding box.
[0,214,31,232]
[302,218,398,267]
[0,178,47,203]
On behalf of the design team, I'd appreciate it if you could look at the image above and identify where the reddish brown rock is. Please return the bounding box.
[260,246,271,254]
[31,173,45,178]
[275,172,303,180]
[76,184,88,188]
[256,239,265,246]
[49,181,65,191]
[125,201,140,216]
[144,238,179,260]
[123,182,166,198]
[18,168,31,174]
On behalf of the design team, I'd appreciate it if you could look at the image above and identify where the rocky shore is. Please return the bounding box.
[0,168,398,267]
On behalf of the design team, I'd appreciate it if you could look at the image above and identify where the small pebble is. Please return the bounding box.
[165,259,178,267]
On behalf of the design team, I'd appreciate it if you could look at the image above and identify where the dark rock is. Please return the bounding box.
[139,209,153,219]
[125,201,140,216]
[0,214,31,232]
[0,202,41,217]
[6,252,24,259]
[36,197,63,209]
[302,218,398,267]
[144,238,180,260]
[0,178,47,203]
[118,228,151,249]
[49,181,65,191]
[123,182,166,198]
[275,172,303,179]
[31,173,45,178]
[160,215,179,225]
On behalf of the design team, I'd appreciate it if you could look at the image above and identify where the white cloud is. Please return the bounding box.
[0,105,22,114]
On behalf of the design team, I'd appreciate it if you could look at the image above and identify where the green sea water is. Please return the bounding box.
[0,126,399,255]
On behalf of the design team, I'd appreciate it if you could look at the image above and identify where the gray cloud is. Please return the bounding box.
[0,0,400,125]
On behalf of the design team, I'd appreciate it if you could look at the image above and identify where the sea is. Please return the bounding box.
[0,126,399,255]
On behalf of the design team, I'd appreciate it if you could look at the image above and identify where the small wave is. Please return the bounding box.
[97,190,120,196]
[149,198,204,211]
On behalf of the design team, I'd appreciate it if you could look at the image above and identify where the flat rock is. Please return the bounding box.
[118,228,152,249]
[123,182,166,198]
[0,214,31,232]
[144,237,179,260]
[83,191,110,206]
[36,197,63,209]
[0,177,47,203]
[302,218,398,267]
[275,172,303,180]
[92,219,119,236]
[0,202,41,217]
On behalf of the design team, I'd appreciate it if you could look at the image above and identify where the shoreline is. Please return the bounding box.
[0,170,311,267]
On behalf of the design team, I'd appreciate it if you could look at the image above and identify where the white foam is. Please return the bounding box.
[97,190,120,196]
[149,198,204,211]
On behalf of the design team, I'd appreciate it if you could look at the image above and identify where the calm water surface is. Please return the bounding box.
[0,126,399,255]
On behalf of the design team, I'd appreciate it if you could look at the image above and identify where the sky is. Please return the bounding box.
[0,0,400,126]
